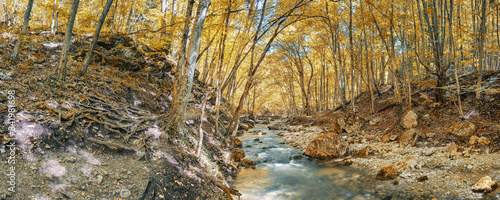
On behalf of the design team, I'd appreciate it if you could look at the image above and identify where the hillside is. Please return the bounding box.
[0,35,237,199]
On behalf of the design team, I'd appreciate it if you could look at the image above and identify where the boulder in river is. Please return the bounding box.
[472,176,497,193]
[253,131,267,136]
[268,122,286,130]
[240,158,256,167]
[234,138,243,148]
[232,149,245,162]
[238,124,249,131]
[304,133,347,159]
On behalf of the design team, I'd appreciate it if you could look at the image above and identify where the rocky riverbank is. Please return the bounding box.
[271,71,500,199]
[275,122,500,199]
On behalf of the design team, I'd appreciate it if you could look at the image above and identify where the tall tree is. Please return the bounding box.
[476,0,488,98]
[55,0,80,82]
[421,0,451,103]
[79,0,114,76]
[167,0,211,135]
[10,0,34,62]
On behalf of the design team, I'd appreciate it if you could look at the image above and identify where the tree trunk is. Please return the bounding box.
[476,0,487,99]
[176,0,195,71]
[197,84,210,157]
[168,0,210,134]
[166,0,178,54]
[349,0,355,111]
[55,0,80,82]
[53,0,63,38]
[10,0,34,62]
[80,0,114,76]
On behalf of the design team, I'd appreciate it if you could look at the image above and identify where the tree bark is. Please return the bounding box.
[476,0,488,99]
[79,0,114,76]
[168,0,210,134]
[56,0,80,82]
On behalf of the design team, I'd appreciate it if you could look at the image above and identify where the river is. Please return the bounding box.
[231,122,378,200]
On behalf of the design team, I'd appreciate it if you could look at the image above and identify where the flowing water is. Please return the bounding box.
[232,122,377,200]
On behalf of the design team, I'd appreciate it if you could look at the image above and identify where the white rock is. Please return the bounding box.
[472,176,498,193]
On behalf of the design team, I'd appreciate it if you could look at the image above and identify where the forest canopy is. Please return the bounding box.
[2,0,499,116]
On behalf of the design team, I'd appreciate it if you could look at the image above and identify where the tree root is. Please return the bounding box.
[46,94,159,143]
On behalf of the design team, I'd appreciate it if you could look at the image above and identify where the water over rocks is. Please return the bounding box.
[277,123,500,199]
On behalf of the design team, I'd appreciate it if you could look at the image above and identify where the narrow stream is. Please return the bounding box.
[232,122,376,200]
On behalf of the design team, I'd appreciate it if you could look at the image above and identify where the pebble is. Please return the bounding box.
[63,156,77,163]
[44,173,53,180]
[389,135,398,141]
[120,188,131,198]
[96,174,104,184]
[423,148,436,156]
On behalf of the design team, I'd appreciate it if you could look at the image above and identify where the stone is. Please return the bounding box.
[291,154,303,160]
[63,156,76,163]
[449,122,476,138]
[268,123,286,130]
[45,173,53,180]
[337,113,366,134]
[341,159,353,165]
[369,117,381,126]
[304,133,347,159]
[477,137,491,145]
[472,176,498,193]
[394,148,408,155]
[254,138,260,142]
[401,110,418,129]
[96,174,104,184]
[255,131,267,136]
[469,135,479,145]
[240,158,256,167]
[357,146,377,156]
[238,124,249,131]
[400,128,417,147]
[443,143,459,154]
[234,138,243,148]
[418,176,428,182]
[381,134,392,143]
[120,188,131,198]
[423,148,436,156]
[232,149,245,162]
[376,156,418,180]
[389,135,398,141]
